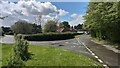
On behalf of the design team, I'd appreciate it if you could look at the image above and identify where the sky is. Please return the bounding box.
[52,2,88,26]
[0,0,89,27]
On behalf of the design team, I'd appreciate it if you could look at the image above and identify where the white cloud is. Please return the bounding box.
[69,14,84,26]
[0,0,68,26]
[13,1,58,16]
[58,9,69,16]
[40,15,55,27]
[71,13,79,18]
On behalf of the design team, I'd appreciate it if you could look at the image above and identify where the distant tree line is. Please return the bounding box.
[83,2,120,43]
[11,20,42,34]
[0,26,13,35]
[74,24,83,30]
[10,19,83,34]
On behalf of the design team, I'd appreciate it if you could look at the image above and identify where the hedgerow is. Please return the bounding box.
[22,32,82,41]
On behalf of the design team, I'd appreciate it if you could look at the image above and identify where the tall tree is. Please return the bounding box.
[75,24,83,29]
[11,20,33,34]
[62,21,70,28]
[84,2,120,43]
[31,24,42,33]
[44,20,57,32]
[59,23,64,28]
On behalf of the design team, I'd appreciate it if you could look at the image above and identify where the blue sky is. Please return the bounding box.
[1,0,89,26]
[52,2,88,14]
[52,2,88,22]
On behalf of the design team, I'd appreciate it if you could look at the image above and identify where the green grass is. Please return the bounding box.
[90,37,120,50]
[2,44,102,66]
[1,44,14,66]
[75,34,82,38]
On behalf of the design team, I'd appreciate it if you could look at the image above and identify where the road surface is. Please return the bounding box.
[0,35,98,64]
[29,38,97,61]
[0,35,120,67]
[80,35,120,68]
[0,35,15,44]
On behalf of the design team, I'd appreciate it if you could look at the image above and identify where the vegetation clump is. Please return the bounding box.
[84,2,120,45]
[11,20,42,34]
[23,32,82,41]
[7,35,30,67]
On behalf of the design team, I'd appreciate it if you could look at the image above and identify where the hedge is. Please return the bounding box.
[22,32,83,41]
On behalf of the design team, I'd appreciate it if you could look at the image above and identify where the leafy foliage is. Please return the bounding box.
[11,20,33,34]
[0,27,4,36]
[74,24,83,29]
[62,21,70,28]
[30,24,42,34]
[7,34,30,67]
[11,20,42,34]
[59,23,64,28]
[23,32,82,41]
[84,2,120,43]
[7,55,24,67]
[44,20,58,32]
[1,26,13,35]
[14,34,30,61]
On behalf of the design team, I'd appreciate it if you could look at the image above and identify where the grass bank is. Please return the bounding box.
[2,44,102,66]
[90,37,120,50]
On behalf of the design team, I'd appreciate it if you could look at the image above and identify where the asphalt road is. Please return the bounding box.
[0,35,97,63]
[29,38,96,61]
[1,35,119,67]
[80,35,120,67]
[0,35,15,44]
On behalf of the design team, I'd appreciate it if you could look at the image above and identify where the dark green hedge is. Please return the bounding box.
[22,32,83,41]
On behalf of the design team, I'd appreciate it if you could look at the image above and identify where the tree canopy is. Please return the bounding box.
[74,24,83,29]
[11,20,42,34]
[44,20,58,32]
[62,21,70,28]
[83,2,120,43]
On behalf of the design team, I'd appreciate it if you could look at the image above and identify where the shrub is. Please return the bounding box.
[7,55,24,67]
[14,34,30,61]
[23,32,82,41]
[7,34,30,67]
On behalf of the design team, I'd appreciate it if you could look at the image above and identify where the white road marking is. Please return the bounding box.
[92,53,95,56]
[76,38,109,68]
[95,56,99,59]
[98,59,103,63]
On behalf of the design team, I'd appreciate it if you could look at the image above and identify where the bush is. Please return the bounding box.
[23,32,82,41]
[14,34,30,61]
[7,55,24,67]
[7,34,30,67]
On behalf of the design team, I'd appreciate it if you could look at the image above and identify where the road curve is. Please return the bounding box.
[0,35,15,44]
[79,35,119,67]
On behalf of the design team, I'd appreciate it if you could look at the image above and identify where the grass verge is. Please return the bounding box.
[74,34,82,38]
[90,37,120,50]
[2,44,102,66]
